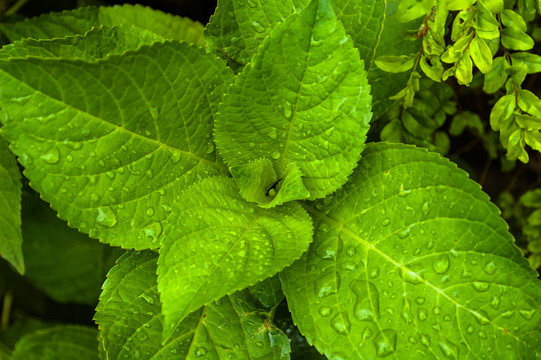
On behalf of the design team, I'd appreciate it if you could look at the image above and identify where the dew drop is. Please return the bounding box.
[437,339,459,359]
[426,240,434,250]
[169,150,181,164]
[271,151,281,160]
[40,147,60,164]
[314,270,340,298]
[195,347,207,357]
[255,341,264,348]
[421,201,431,218]
[146,208,155,217]
[432,254,450,274]
[282,100,292,118]
[400,264,424,285]
[251,21,265,33]
[373,329,397,358]
[369,267,380,279]
[382,218,391,226]
[519,309,536,320]
[350,280,380,321]
[398,184,411,197]
[96,207,117,228]
[319,306,332,317]
[483,261,496,275]
[267,128,278,140]
[346,246,356,257]
[472,281,490,292]
[330,312,351,335]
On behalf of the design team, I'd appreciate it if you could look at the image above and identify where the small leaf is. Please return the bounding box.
[0,136,23,274]
[469,36,493,73]
[446,0,477,11]
[96,251,290,359]
[396,0,426,22]
[506,128,529,162]
[516,114,541,130]
[11,326,98,360]
[374,55,416,73]
[511,52,541,74]
[441,35,471,63]
[215,0,372,200]
[501,9,528,32]
[474,0,500,39]
[479,0,504,13]
[506,63,529,85]
[483,56,509,93]
[451,8,475,42]
[525,130,541,152]
[420,55,444,81]
[281,143,541,359]
[158,176,313,341]
[490,94,516,130]
[455,51,473,85]
[502,27,535,50]
[518,90,541,118]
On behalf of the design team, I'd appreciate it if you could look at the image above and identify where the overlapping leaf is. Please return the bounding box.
[96,251,290,359]
[21,195,123,305]
[11,326,98,360]
[0,4,205,46]
[205,0,385,70]
[158,176,312,340]
[281,143,541,359]
[367,0,422,119]
[215,0,371,202]
[0,26,164,61]
[0,136,23,274]
[0,39,233,249]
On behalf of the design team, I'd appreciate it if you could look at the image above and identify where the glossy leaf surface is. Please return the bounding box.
[96,251,290,359]
[158,176,312,340]
[0,136,23,274]
[0,39,233,249]
[281,143,541,359]
[0,4,205,45]
[215,0,371,201]
[205,0,385,70]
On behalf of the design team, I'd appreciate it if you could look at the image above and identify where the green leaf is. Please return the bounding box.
[501,9,528,32]
[395,0,426,22]
[516,114,541,130]
[0,5,205,46]
[21,194,123,305]
[455,51,474,85]
[474,0,500,39]
[483,56,509,93]
[215,0,371,200]
[502,27,535,51]
[0,136,23,274]
[479,0,504,13]
[490,94,516,130]
[449,111,484,135]
[230,159,310,208]
[157,176,313,341]
[367,0,422,119]
[205,0,385,71]
[96,251,290,359]
[506,63,529,85]
[0,26,164,60]
[451,9,475,42]
[518,90,541,118]
[446,0,476,11]
[441,35,471,63]
[511,52,541,74]
[374,55,416,73]
[506,128,529,162]
[469,36,493,73]
[11,326,98,360]
[281,142,541,359]
[0,40,233,249]
[419,55,444,81]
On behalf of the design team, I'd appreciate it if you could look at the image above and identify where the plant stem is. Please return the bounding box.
[1,291,12,331]
[4,0,28,16]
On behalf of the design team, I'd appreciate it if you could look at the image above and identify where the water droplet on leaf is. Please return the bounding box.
[330,312,351,335]
[41,147,60,164]
[432,254,450,274]
[373,329,397,358]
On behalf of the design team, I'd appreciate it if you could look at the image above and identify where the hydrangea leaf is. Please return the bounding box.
[0,4,204,46]
[0,40,233,250]
[11,326,98,360]
[21,194,123,305]
[96,251,291,359]
[0,26,165,61]
[0,136,23,274]
[230,159,310,208]
[158,176,313,341]
[367,0,422,119]
[280,143,541,359]
[215,0,371,201]
[205,0,385,71]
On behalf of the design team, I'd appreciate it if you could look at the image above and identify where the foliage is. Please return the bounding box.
[0,0,539,359]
